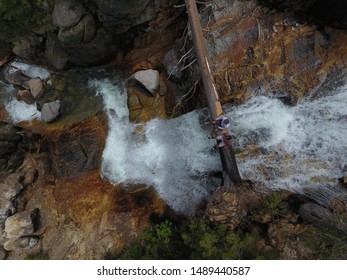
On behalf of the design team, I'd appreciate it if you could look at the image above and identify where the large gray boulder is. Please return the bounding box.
[41,100,61,123]
[44,36,69,71]
[53,0,86,29]
[4,208,39,240]
[58,14,96,46]
[97,0,157,33]
[0,198,16,220]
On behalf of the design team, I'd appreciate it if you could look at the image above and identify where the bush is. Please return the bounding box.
[116,218,274,260]
[0,0,55,43]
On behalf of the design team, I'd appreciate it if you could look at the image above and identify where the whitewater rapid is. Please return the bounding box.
[4,74,347,213]
[91,80,347,213]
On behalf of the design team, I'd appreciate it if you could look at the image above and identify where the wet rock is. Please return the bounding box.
[4,70,30,87]
[44,36,69,71]
[58,14,95,45]
[12,35,42,61]
[4,237,38,251]
[65,30,118,66]
[97,0,156,33]
[0,173,25,200]
[16,89,35,105]
[28,78,44,100]
[53,0,86,29]
[41,100,61,123]
[132,69,160,95]
[4,208,39,240]
[162,43,184,80]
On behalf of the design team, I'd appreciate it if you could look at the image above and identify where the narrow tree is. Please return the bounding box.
[184,0,242,189]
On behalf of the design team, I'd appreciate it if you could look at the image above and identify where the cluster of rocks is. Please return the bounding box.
[0,172,39,258]
[4,68,61,123]
[205,184,347,259]
[0,122,41,258]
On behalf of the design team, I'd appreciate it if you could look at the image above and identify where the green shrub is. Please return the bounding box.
[0,0,55,43]
[24,251,49,260]
[116,218,274,260]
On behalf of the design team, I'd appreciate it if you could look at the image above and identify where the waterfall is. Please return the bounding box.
[3,74,346,214]
[92,79,347,213]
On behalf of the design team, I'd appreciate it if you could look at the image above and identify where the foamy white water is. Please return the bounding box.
[9,60,51,79]
[90,80,220,214]
[92,79,347,212]
[5,99,41,123]
[227,85,347,205]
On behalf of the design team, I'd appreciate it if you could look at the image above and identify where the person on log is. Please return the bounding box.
[208,115,231,134]
[209,132,233,148]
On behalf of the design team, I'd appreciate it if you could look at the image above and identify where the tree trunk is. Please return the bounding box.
[184,0,242,189]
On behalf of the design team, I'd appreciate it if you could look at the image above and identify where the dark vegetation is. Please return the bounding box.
[0,0,56,43]
[111,192,347,260]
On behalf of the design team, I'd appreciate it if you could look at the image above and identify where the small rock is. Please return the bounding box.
[16,89,35,105]
[28,78,44,99]
[22,169,38,187]
[41,100,61,123]
[132,69,160,94]
[0,198,16,219]
[0,173,24,200]
[4,70,30,86]
[4,208,39,240]
[4,237,38,251]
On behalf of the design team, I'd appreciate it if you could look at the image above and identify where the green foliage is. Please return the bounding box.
[301,226,347,259]
[251,192,282,221]
[0,0,56,43]
[116,218,274,260]
[24,251,49,260]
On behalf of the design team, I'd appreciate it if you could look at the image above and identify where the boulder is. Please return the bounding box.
[0,247,6,260]
[0,173,24,200]
[132,69,160,94]
[12,35,42,61]
[16,89,35,105]
[65,30,118,66]
[41,100,61,123]
[58,13,96,46]
[97,0,156,33]
[4,237,38,251]
[44,36,69,71]
[162,43,184,80]
[53,0,86,29]
[0,198,16,220]
[28,78,44,100]
[4,208,39,240]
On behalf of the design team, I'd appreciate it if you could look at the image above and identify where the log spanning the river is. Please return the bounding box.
[184,0,242,189]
